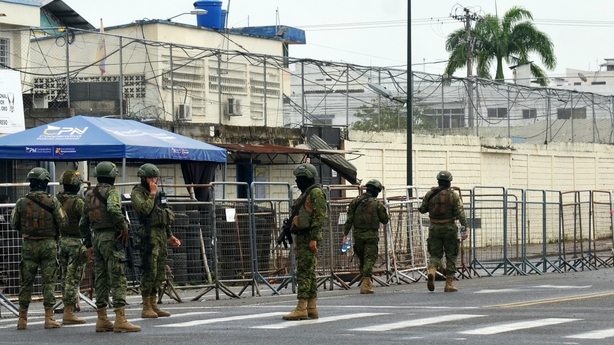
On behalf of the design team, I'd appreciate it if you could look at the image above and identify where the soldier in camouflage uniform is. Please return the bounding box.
[283,163,327,321]
[418,171,468,292]
[343,179,389,294]
[79,162,141,333]
[11,167,68,330]
[56,170,88,325]
[130,163,180,318]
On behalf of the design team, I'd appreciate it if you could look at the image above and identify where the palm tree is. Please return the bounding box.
[444,7,556,86]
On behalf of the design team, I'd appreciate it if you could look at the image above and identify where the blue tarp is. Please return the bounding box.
[0,116,226,163]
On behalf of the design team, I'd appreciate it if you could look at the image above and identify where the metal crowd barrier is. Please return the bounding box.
[3,184,614,311]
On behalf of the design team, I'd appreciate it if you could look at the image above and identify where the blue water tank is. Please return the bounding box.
[194,0,222,29]
[220,9,227,29]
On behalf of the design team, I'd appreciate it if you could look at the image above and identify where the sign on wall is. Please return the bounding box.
[0,70,24,135]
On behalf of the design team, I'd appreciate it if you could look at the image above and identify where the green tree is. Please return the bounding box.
[351,99,436,132]
[444,6,556,86]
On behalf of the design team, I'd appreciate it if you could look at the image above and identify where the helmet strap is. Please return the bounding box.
[438,180,451,189]
[63,184,80,194]
[296,177,315,193]
[97,176,115,185]
[140,178,150,192]
[29,180,48,192]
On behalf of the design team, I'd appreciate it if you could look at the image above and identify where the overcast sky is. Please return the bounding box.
[411,0,614,81]
[65,0,408,69]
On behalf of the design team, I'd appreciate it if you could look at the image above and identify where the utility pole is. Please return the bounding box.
[452,7,481,129]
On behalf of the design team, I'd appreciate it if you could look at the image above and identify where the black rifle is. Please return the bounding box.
[271,185,317,253]
[136,184,167,274]
[120,206,141,287]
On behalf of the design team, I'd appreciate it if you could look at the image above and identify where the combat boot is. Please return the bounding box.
[427,267,437,292]
[44,307,61,329]
[113,307,141,333]
[17,308,27,330]
[150,296,171,317]
[62,305,86,325]
[95,308,114,332]
[282,299,308,320]
[360,277,374,294]
[444,276,458,292]
[306,298,318,319]
[141,297,158,318]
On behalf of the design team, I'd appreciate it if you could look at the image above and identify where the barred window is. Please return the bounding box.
[557,107,587,119]
[487,107,507,118]
[522,109,537,119]
[0,38,9,68]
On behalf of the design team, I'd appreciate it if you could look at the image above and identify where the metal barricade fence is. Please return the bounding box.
[590,190,614,268]
[524,190,565,274]
[384,186,428,284]
[320,185,357,290]
[561,190,595,271]
[249,182,295,295]
[471,186,510,276]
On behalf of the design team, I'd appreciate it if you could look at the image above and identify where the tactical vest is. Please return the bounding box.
[353,195,380,230]
[85,185,116,230]
[293,185,323,230]
[19,191,56,238]
[133,184,174,227]
[428,187,456,222]
[57,192,81,236]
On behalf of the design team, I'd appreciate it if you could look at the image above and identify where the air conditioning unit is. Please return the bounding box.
[177,104,192,121]
[224,98,242,116]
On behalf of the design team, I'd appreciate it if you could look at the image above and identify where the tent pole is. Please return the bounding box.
[122,158,126,194]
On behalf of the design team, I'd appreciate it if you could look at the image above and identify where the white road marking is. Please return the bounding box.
[156,312,286,327]
[566,328,614,339]
[534,285,591,289]
[460,318,578,335]
[253,312,388,329]
[351,314,486,332]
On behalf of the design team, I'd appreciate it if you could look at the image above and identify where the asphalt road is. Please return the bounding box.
[2,268,614,345]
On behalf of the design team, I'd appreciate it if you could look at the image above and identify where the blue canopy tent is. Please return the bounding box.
[0,116,227,200]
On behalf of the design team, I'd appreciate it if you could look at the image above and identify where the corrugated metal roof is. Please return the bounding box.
[41,0,94,30]
[215,143,320,155]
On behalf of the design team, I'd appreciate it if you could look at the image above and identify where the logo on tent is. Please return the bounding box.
[26,146,53,155]
[55,147,77,156]
[171,148,189,158]
[42,125,88,138]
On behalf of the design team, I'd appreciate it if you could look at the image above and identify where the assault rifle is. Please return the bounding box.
[271,185,316,253]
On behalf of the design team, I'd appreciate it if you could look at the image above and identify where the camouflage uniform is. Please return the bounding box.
[79,183,129,310]
[11,191,67,310]
[418,186,467,277]
[344,191,389,278]
[130,183,174,298]
[291,186,327,300]
[56,191,86,308]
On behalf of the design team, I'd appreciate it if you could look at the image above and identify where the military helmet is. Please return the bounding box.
[26,167,51,182]
[94,161,119,178]
[293,163,318,179]
[137,163,160,178]
[60,170,83,186]
[366,179,383,191]
[436,170,453,182]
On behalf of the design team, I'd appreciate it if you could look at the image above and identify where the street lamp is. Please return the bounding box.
[166,9,208,22]
[368,83,412,187]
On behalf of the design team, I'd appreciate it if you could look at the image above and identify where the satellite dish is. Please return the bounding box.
[367,83,392,98]
[578,73,587,82]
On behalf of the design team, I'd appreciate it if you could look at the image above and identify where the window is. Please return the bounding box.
[574,82,581,86]
[487,107,507,118]
[424,108,465,128]
[0,38,10,68]
[522,109,537,119]
[591,81,606,85]
[557,107,587,119]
